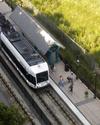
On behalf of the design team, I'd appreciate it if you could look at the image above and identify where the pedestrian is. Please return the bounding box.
[69,78,74,92]
[51,64,54,71]
[67,76,72,83]
[67,72,73,83]
[69,83,73,92]
[59,75,64,87]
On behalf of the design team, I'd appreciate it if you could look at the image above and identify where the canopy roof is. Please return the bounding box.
[10,6,64,55]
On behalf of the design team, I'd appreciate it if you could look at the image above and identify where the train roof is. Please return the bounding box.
[0,13,44,66]
[13,35,44,66]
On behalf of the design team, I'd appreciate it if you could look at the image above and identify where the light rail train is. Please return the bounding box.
[0,12,49,89]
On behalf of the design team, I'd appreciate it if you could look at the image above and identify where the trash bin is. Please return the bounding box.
[65,64,69,71]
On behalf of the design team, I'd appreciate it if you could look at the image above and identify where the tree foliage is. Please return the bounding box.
[0,103,25,125]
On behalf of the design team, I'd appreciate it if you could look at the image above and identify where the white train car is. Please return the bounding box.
[0,13,49,88]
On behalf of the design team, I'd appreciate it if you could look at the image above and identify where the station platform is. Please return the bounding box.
[50,61,100,125]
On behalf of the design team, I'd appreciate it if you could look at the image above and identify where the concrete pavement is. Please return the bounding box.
[0,1,11,14]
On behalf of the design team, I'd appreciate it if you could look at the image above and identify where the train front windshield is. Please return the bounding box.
[36,71,48,83]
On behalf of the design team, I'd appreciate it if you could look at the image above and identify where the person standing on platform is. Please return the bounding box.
[59,75,64,87]
[69,81,73,92]
[69,73,74,92]
[51,64,54,72]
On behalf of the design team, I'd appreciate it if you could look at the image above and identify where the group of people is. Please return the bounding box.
[50,63,74,92]
[59,73,74,92]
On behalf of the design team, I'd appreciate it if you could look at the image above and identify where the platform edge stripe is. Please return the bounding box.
[50,78,91,125]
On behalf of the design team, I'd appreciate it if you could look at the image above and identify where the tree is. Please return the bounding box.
[0,103,25,125]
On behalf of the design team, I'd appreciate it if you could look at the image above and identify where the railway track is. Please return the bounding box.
[35,87,77,125]
[0,74,15,105]
[0,49,81,125]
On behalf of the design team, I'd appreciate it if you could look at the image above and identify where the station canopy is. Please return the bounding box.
[10,6,64,55]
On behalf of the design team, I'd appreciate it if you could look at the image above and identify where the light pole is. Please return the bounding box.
[76,59,80,79]
[0,28,1,51]
[93,63,99,99]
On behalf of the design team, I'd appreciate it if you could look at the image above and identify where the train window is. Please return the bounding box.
[26,74,36,85]
[36,71,48,83]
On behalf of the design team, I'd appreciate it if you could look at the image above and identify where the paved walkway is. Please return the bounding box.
[0,1,11,14]
[50,61,100,125]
